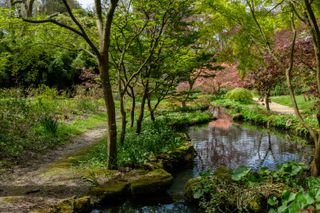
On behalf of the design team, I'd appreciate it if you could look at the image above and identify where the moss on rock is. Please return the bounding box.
[90,180,129,204]
[130,169,173,197]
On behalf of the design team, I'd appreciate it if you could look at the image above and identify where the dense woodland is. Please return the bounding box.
[0,0,320,212]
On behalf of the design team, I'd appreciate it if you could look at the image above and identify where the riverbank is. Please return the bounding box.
[212,98,318,139]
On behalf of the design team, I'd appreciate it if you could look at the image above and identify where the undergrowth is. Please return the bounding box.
[0,87,105,167]
[191,161,320,213]
[75,119,184,168]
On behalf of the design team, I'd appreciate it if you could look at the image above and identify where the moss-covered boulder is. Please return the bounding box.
[183,177,202,204]
[129,169,173,197]
[90,180,129,204]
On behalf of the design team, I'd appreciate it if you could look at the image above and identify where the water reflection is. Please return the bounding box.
[190,123,311,176]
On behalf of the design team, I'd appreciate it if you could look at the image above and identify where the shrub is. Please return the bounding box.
[226,88,253,103]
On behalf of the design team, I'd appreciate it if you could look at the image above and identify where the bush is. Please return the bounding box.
[226,88,253,103]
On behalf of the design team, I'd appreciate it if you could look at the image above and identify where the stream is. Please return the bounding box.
[93,121,312,212]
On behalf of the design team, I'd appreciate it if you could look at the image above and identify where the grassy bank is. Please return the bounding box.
[0,88,106,167]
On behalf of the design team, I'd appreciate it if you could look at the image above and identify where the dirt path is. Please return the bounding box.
[253,97,296,114]
[0,128,106,213]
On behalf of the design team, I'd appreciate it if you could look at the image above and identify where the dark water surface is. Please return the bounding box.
[93,122,312,213]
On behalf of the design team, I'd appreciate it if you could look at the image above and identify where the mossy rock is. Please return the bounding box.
[73,196,92,213]
[142,162,163,171]
[55,200,74,213]
[90,180,129,204]
[183,177,202,204]
[129,169,173,197]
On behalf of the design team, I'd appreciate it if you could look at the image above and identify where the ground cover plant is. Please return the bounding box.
[187,161,320,212]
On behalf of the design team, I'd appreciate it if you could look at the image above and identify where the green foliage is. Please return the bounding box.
[0,89,105,165]
[192,162,315,212]
[157,110,213,130]
[226,88,253,103]
[0,9,90,89]
[75,119,183,168]
[231,166,252,182]
[118,120,183,167]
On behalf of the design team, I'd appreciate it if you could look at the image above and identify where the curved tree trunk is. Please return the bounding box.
[99,59,117,169]
[136,80,149,134]
[286,16,320,175]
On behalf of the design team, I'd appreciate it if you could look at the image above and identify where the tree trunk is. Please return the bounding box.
[311,139,320,176]
[119,93,126,145]
[136,81,149,134]
[264,91,270,111]
[99,58,117,169]
[129,86,136,128]
[286,19,320,175]
[147,95,155,122]
[25,0,35,17]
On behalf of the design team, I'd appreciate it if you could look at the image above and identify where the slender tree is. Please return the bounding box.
[23,0,119,169]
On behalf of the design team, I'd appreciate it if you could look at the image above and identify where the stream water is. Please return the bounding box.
[93,121,312,213]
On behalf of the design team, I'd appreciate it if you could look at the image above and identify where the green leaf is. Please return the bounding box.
[231,166,251,181]
[268,209,277,213]
[277,204,288,213]
[268,196,279,206]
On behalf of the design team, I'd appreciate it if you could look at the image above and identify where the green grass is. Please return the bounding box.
[0,88,107,167]
[271,95,316,114]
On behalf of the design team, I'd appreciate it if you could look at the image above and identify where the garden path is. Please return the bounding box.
[0,127,106,213]
[253,97,296,114]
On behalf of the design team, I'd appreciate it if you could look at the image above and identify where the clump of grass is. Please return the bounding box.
[40,116,59,135]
